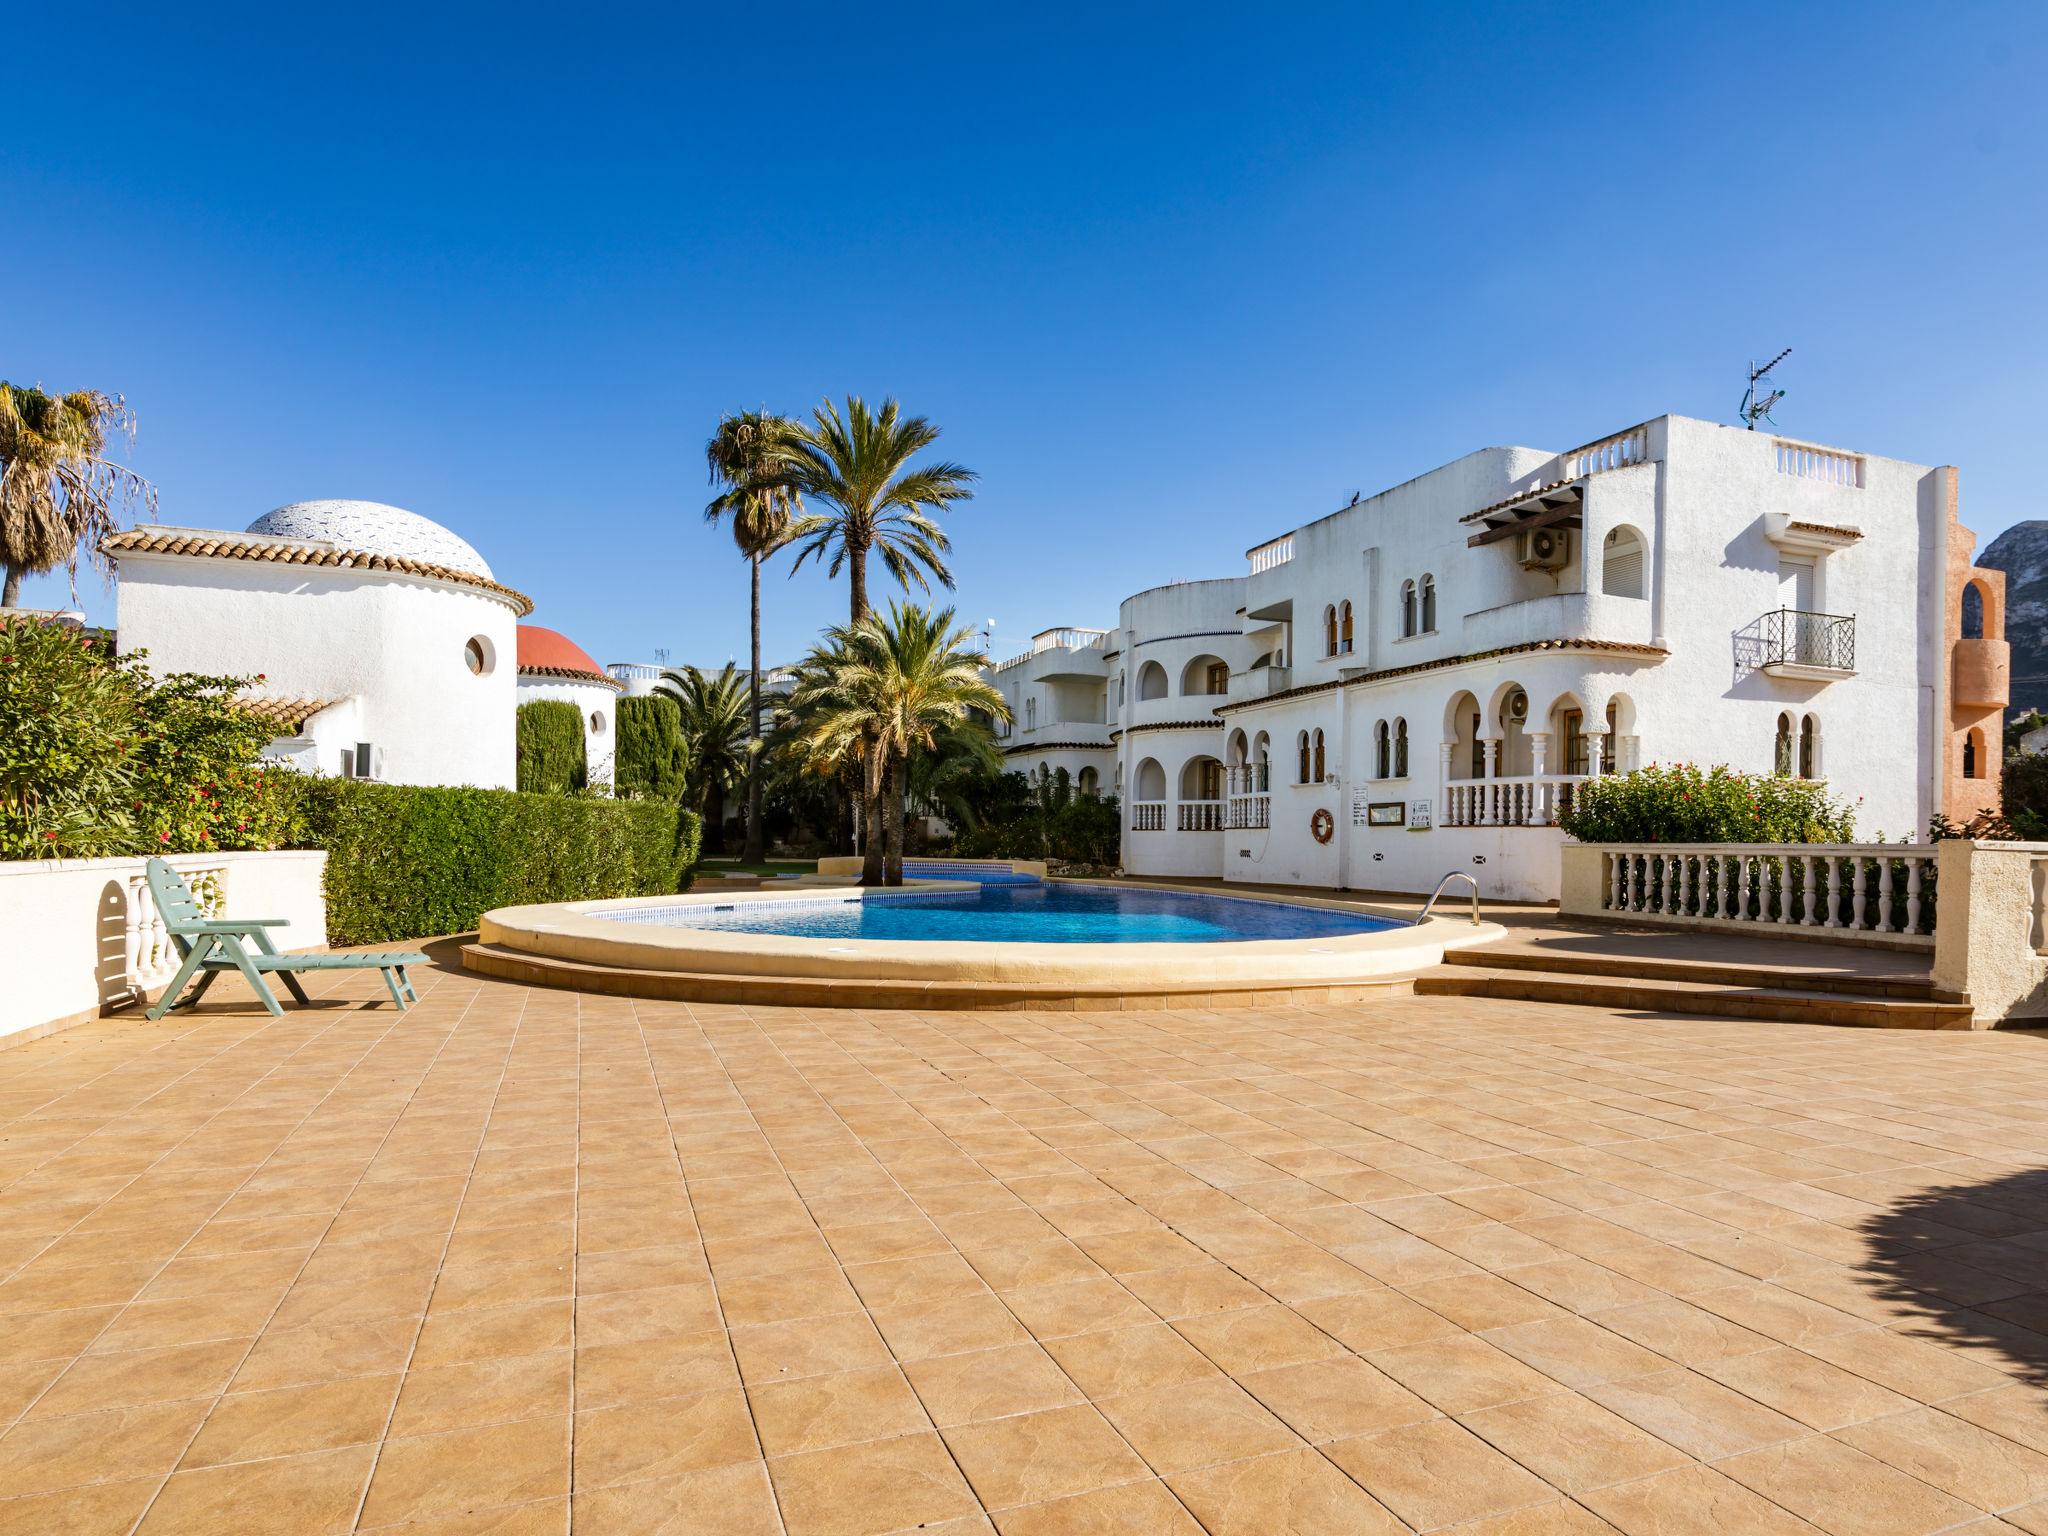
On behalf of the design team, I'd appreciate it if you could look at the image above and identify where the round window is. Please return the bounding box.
[465,637,492,675]
[590,710,607,735]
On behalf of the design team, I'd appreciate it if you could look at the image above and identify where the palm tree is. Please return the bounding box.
[1,386,157,609]
[791,603,1009,884]
[659,663,753,855]
[704,411,804,864]
[782,397,976,626]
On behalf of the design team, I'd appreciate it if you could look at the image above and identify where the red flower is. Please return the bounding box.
[158,832,171,843]
[43,831,56,841]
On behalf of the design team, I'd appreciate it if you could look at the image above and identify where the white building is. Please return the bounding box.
[107,500,533,789]
[517,626,623,786]
[984,628,1116,792]
[991,415,2007,899]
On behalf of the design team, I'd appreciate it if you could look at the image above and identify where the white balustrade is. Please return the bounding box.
[1775,441,1865,488]
[1131,801,1166,831]
[1441,775,1587,828]
[124,860,230,990]
[1246,535,1295,574]
[1597,843,1936,937]
[1179,802,1226,832]
[1227,795,1271,830]
[1564,427,1650,479]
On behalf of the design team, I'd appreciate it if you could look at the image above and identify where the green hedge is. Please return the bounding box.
[616,694,689,801]
[1558,763,1857,844]
[517,699,587,794]
[290,778,701,945]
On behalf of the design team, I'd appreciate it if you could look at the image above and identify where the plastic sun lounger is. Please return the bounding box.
[141,857,430,1019]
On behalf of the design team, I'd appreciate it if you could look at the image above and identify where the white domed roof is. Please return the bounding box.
[246,500,493,579]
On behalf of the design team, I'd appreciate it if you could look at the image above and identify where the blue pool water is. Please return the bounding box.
[605,882,1403,944]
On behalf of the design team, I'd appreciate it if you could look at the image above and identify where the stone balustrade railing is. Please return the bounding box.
[1565,842,1941,941]
[1179,802,1226,832]
[125,860,231,988]
[1442,775,1587,828]
[1131,801,1166,831]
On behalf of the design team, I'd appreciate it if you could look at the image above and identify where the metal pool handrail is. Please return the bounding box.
[1417,872,1482,925]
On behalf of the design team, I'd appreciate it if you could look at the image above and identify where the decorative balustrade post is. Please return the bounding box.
[1905,857,1924,935]
[1778,855,1795,925]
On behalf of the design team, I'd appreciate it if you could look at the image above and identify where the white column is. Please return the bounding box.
[1587,734,1605,777]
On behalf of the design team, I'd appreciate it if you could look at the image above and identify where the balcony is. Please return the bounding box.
[1227,795,1270,829]
[1178,802,1226,832]
[1442,775,1590,828]
[1131,801,1166,831]
[1758,610,1855,681]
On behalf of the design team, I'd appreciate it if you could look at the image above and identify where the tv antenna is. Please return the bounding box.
[653,648,670,666]
[1740,349,1791,430]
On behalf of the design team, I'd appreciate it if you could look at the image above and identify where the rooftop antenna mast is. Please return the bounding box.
[1740,349,1792,430]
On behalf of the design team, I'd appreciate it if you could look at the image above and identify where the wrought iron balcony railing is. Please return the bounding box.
[1760,609,1855,673]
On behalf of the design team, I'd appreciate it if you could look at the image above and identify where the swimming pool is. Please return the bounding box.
[603,882,1404,944]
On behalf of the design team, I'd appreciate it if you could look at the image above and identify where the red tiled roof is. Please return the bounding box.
[105,529,535,615]
[516,626,617,686]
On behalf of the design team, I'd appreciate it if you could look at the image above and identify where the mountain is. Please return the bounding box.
[1978,521,2048,718]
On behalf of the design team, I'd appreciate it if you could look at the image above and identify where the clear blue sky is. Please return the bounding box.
[8,3,2043,667]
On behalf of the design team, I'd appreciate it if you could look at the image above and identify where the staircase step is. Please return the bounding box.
[1440,947,1938,1000]
[1416,967,1979,1030]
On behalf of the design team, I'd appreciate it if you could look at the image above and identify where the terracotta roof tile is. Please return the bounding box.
[104,529,535,616]
[232,696,342,733]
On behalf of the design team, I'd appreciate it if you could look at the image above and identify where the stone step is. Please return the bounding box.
[1439,946,1939,1000]
[1416,965,1979,1030]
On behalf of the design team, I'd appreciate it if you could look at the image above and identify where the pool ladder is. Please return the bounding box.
[1417,872,1482,925]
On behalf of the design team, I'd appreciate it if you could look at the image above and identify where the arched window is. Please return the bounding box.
[1339,601,1354,655]
[1775,713,1794,777]
[590,710,607,736]
[1025,696,1037,731]
[1297,731,1311,784]
[1799,716,1818,780]
[1962,582,1986,640]
[1138,661,1168,700]
[1401,580,1417,637]
[1323,605,1338,657]
[1375,720,1390,779]
[1393,718,1408,778]
[1312,729,1326,783]
[1603,527,1645,599]
[1078,766,1098,795]
[1420,576,1436,634]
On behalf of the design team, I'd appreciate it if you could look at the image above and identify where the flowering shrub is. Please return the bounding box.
[1558,763,1857,844]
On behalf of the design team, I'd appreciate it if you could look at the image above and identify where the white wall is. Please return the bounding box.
[516,676,620,785]
[0,850,328,1046]
[117,547,520,790]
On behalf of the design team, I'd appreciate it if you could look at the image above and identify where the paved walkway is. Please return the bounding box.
[2,945,2046,1533]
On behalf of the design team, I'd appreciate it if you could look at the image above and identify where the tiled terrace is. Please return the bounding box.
[4,949,2048,1534]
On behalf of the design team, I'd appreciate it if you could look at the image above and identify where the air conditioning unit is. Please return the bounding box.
[1505,690,1528,724]
[1518,527,1571,570]
[340,742,384,780]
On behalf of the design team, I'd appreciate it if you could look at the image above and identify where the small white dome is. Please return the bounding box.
[246,500,493,579]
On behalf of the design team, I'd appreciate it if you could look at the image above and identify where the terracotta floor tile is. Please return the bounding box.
[1688,1283,1872,1346]
[844,1253,993,1310]
[359,1416,571,1525]
[1238,1355,1439,1442]
[716,1265,864,1329]
[1698,1346,1917,1431]
[871,1293,1034,1360]
[1117,1262,1267,1320]
[1324,1416,1556,1529]
[574,1282,724,1346]
[0,1476,161,1536]
[1836,1406,2048,1512]
[706,1230,837,1277]
[1581,1369,1812,1460]
[273,1271,439,1331]
[573,1389,759,1487]
[991,1476,1205,1535]
[1948,1387,2048,1457]
[576,1331,738,1408]
[1587,1298,1775,1366]
[136,1443,376,1534]
[749,1364,931,1456]
[903,1344,1087,1426]
[1460,1391,1692,1493]
[942,1403,1149,1509]
[1096,1378,1301,1475]
[1806,1328,2017,1404]
[1717,1434,1982,1536]
[30,1336,251,1417]
[729,1312,895,1384]
[1166,1447,1407,1536]
[88,1291,280,1355]
[1368,1332,1563,1413]
[411,1299,572,1367]
[1579,1462,1826,1535]
[569,1459,781,1536]
[1484,1315,1679,1390]
[1404,1273,1568,1331]
[0,1399,211,1497]
[1295,1287,1463,1351]
[388,1350,570,1437]
[769,1432,982,1536]
[1041,1325,1222,1397]
[430,1258,575,1314]
[1003,1278,1158,1340]
[181,1374,402,1467]
[964,1240,1106,1292]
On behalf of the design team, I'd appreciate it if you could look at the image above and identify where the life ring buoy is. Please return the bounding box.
[1310,808,1335,844]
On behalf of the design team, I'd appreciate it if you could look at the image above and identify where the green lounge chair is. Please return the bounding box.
[142,857,429,1019]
